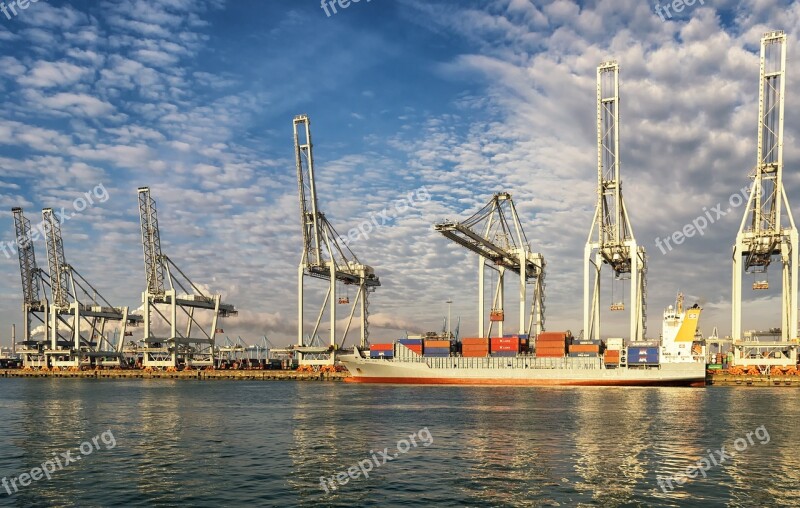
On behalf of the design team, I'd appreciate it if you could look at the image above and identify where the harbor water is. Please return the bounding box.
[0,379,797,507]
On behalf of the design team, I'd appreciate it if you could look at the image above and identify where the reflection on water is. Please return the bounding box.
[0,381,799,507]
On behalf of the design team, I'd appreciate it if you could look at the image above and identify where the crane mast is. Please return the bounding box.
[584,61,647,342]
[294,114,380,362]
[137,187,237,369]
[12,207,49,368]
[732,31,798,354]
[435,192,546,338]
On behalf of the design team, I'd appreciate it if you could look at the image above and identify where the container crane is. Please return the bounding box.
[435,192,546,338]
[732,31,799,367]
[294,114,380,363]
[11,207,49,368]
[40,208,142,368]
[584,61,647,343]
[137,187,237,368]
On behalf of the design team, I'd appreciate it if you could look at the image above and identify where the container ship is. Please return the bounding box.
[340,294,706,386]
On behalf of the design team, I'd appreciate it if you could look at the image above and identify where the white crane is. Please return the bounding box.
[435,192,545,338]
[294,114,380,362]
[11,207,49,368]
[40,208,141,369]
[137,187,237,369]
[732,31,799,367]
[584,61,647,343]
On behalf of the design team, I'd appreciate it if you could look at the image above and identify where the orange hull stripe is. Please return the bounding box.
[344,376,705,387]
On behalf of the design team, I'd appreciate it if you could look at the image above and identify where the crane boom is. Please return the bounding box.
[137,187,166,297]
[42,208,70,308]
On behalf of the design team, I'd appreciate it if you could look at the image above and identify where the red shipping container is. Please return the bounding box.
[402,345,423,354]
[370,343,394,351]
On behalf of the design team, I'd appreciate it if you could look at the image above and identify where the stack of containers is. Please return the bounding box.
[604,338,624,366]
[535,331,569,357]
[423,339,451,358]
[568,338,601,358]
[369,343,394,358]
[627,344,659,365]
[503,334,530,352]
[490,337,520,357]
[461,338,489,357]
[398,338,423,355]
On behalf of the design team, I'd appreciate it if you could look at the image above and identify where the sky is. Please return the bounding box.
[1,0,800,349]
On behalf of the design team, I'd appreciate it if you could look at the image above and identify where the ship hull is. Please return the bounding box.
[340,354,705,387]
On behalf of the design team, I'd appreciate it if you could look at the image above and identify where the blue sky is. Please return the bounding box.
[1,0,800,347]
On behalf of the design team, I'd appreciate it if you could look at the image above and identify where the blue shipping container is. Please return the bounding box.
[628,347,659,355]
[370,351,394,358]
[572,340,602,346]
[569,352,599,357]
[423,347,450,354]
[492,351,517,357]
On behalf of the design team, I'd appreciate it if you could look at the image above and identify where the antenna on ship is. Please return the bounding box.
[584,61,647,343]
[732,30,799,365]
[293,114,381,364]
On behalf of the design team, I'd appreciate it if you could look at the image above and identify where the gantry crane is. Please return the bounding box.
[435,192,546,338]
[40,208,142,368]
[732,31,799,367]
[584,61,647,343]
[294,114,380,362]
[12,207,50,368]
[137,187,237,368]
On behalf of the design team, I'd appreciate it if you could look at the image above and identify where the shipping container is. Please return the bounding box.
[568,352,599,357]
[606,338,624,350]
[398,339,423,345]
[569,344,600,353]
[423,353,451,358]
[369,343,394,352]
[461,338,490,346]
[399,344,423,354]
[537,331,571,340]
[370,351,394,358]
[424,340,451,348]
[628,347,659,355]
[707,364,723,370]
[423,347,450,355]
[462,351,489,358]
[571,340,602,346]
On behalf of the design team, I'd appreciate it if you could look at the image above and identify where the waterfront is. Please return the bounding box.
[0,380,797,507]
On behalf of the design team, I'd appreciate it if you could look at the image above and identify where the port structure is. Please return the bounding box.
[38,208,142,368]
[137,187,237,368]
[12,207,51,368]
[293,114,380,363]
[584,61,647,343]
[435,192,546,338]
[732,31,799,368]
